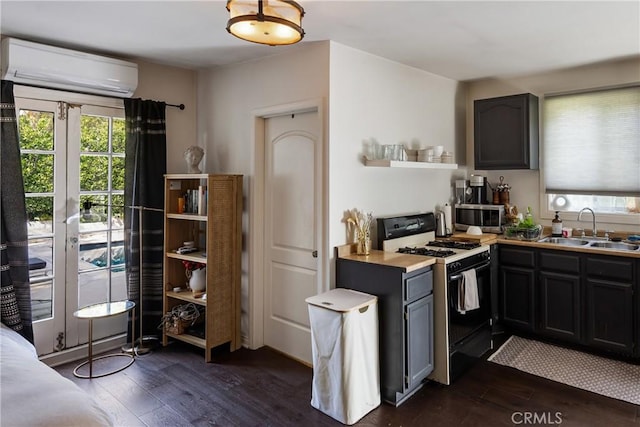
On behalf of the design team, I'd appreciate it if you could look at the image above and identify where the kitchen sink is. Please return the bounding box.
[589,241,640,251]
[538,237,640,251]
[538,237,591,246]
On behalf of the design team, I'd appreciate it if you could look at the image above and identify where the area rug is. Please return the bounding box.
[488,336,640,405]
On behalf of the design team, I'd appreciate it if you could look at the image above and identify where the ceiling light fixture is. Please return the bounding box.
[226,0,305,46]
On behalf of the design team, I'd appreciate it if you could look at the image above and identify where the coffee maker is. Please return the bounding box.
[469,174,488,204]
[455,179,469,205]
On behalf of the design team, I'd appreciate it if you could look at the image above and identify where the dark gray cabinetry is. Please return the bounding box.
[585,255,635,355]
[336,258,433,406]
[499,244,638,358]
[406,294,434,391]
[474,93,539,170]
[538,251,582,343]
[499,246,536,331]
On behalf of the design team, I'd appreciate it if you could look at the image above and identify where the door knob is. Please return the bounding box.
[312,250,318,258]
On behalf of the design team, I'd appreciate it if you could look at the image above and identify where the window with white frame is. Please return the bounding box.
[543,85,640,218]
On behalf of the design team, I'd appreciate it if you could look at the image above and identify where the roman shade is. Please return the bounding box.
[543,86,640,196]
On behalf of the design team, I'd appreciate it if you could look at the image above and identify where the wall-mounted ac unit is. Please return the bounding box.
[1,37,138,98]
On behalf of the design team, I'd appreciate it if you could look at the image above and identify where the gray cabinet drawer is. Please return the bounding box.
[405,269,433,303]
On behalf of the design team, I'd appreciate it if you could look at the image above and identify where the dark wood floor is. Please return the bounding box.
[55,340,640,427]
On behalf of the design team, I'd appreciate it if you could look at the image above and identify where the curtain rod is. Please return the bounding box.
[166,103,185,110]
[11,82,186,110]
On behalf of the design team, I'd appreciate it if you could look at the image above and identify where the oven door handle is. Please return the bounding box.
[449,260,491,282]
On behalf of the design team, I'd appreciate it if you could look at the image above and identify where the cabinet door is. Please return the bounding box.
[637,260,640,359]
[405,294,433,391]
[474,93,538,170]
[586,279,634,355]
[500,266,536,331]
[539,271,581,342]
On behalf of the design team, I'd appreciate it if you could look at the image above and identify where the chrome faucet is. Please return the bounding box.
[577,207,597,238]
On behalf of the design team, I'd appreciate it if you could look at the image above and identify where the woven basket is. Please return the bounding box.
[166,318,192,335]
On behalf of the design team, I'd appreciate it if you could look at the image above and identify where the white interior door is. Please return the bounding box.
[264,110,321,364]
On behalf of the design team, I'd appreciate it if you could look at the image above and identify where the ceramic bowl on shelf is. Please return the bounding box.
[441,151,454,163]
[417,148,434,162]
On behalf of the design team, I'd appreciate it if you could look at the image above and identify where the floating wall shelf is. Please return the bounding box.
[365,159,458,169]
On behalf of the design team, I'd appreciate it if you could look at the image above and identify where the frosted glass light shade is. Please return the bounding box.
[226,0,305,46]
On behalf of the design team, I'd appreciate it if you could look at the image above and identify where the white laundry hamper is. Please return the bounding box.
[306,288,380,425]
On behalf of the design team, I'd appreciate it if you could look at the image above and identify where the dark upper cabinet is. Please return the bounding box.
[474,93,539,170]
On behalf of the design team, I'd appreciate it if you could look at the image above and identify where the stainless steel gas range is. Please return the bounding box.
[377,213,493,385]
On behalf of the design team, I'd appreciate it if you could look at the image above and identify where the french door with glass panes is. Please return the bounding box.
[17,93,128,356]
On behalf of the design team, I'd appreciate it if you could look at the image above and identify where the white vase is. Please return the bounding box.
[189,268,206,293]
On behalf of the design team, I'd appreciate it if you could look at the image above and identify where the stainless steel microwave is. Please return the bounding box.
[455,204,505,234]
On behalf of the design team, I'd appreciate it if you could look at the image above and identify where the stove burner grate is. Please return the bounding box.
[427,240,480,250]
[397,247,456,258]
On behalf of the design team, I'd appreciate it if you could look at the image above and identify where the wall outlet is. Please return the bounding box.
[169,180,182,191]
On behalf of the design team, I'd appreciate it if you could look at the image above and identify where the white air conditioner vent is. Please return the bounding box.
[1,38,138,97]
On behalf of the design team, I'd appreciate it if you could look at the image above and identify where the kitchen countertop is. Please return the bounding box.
[336,245,436,273]
[496,235,640,259]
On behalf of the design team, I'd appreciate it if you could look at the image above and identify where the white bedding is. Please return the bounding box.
[0,323,113,427]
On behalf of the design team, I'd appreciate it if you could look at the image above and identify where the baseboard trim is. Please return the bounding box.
[39,334,128,368]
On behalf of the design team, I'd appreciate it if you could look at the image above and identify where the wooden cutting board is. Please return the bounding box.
[450,232,498,243]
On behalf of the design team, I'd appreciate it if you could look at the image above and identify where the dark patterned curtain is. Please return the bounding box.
[0,80,33,343]
[124,99,166,341]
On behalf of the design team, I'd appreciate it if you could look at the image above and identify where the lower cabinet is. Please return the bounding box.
[500,266,536,331]
[539,271,581,342]
[499,246,536,332]
[499,245,637,358]
[585,256,635,354]
[336,258,434,406]
[406,294,434,391]
[538,250,582,342]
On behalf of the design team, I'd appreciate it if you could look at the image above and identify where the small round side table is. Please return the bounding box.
[73,300,136,379]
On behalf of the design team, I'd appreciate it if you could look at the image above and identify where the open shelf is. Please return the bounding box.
[166,251,207,263]
[166,212,207,221]
[166,332,206,349]
[166,291,207,306]
[365,159,458,169]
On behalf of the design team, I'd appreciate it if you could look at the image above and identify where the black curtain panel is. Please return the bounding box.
[0,80,34,343]
[124,99,166,340]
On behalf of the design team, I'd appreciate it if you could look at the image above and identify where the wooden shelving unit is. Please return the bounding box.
[162,173,243,362]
